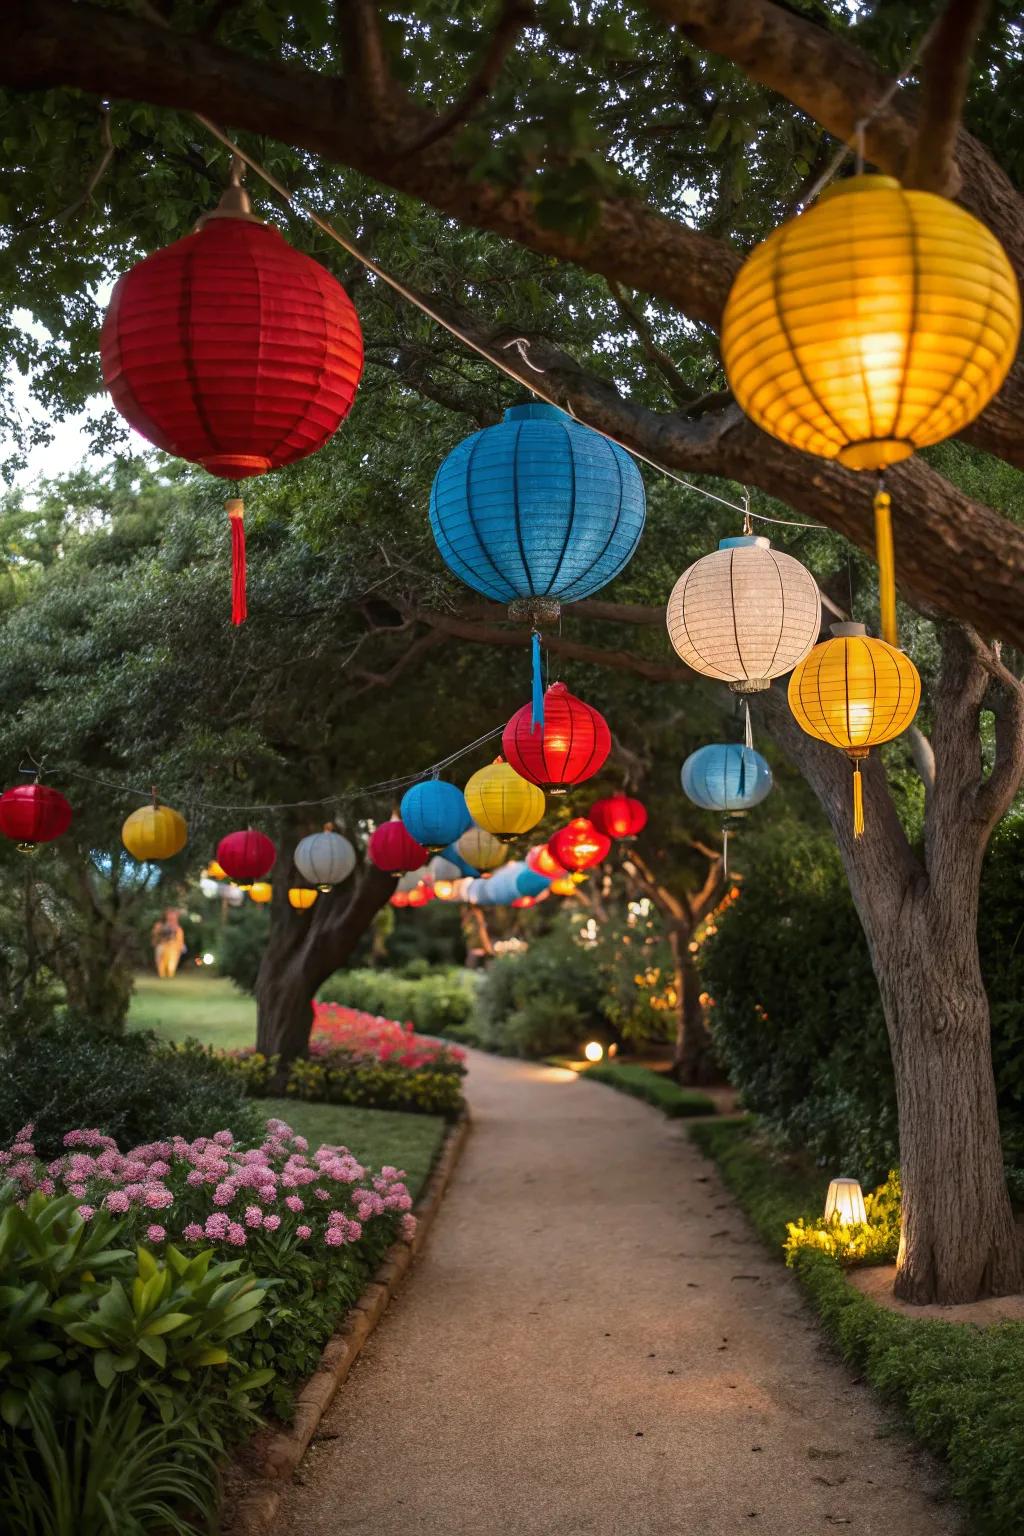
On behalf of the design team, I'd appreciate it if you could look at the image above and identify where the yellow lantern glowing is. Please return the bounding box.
[249,881,273,904]
[824,1177,867,1226]
[288,887,318,910]
[464,759,545,844]
[206,859,227,880]
[122,803,188,862]
[722,175,1021,645]
[456,824,507,872]
[788,622,920,837]
[550,875,578,896]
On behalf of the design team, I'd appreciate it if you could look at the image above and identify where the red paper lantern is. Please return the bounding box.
[0,783,72,851]
[217,829,276,883]
[390,890,410,909]
[590,792,647,840]
[406,883,434,909]
[368,819,428,875]
[526,843,567,879]
[100,175,364,624]
[501,682,611,793]
[548,817,611,874]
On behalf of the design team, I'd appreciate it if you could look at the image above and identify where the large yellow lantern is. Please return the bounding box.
[723,175,1021,643]
[122,803,188,861]
[249,881,273,904]
[464,760,545,844]
[456,824,507,872]
[288,887,318,910]
[788,623,920,837]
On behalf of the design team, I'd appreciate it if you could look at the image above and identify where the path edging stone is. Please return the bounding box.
[223,1110,472,1536]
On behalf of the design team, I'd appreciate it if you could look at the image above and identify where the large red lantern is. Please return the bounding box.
[368,819,428,875]
[590,792,647,840]
[217,829,276,884]
[0,783,72,852]
[526,843,567,879]
[390,890,411,909]
[100,171,364,624]
[501,682,611,794]
[548,817,611,874]
[406,883,434,909]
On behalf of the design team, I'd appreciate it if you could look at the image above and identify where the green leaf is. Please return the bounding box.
[143,1312,192,1336]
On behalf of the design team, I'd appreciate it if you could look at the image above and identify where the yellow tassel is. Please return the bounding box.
[873,486,897,647]
[852,762,865,839]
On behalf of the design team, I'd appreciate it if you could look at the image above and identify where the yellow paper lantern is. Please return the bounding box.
[206,859,227,880]
[464,760,545,844]
[723,175,1021,644]
[249,881,273,904]
[456,824,507,872]
[788,622,920,836]
[550,875,578,896]
[288,887,318,910]
[122,803,188,861]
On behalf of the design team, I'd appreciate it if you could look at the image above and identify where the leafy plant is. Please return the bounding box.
[286,1054,464,1116]
[581,1062,715,1119]
[318,967,477,1038]
[784,1170,902,1267]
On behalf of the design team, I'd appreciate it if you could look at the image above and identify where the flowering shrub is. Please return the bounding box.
[309,1004,467,1072]
[784,1170,901,1267]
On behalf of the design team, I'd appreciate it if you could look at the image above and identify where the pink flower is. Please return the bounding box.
[105,1190,130,1213]
[76,1205,95,1221]
[146,1224,166,1243]
[204,1213,230,1240]
[401,1214,417,1242]
[226,1222,246,1246]
[244,1205,263,1229]
[183,1223,204,1241]
[285,1195,304,1213]
[213,1131,234,1146]
[67,1183,87,1199]
[296,1224,312,1240]
[324,1228,344,1246]
[143,1184,173,1211]
[313,1188,330,1201]
[263,1214,281,1232]
[38,1178,55,1196]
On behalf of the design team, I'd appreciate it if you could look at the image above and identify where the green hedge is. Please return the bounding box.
[690,1119,1024,1536]
[582,1063,715,1118]
[317,967,477,1040]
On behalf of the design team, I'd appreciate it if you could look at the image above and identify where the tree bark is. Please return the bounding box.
[667,923,716,1086]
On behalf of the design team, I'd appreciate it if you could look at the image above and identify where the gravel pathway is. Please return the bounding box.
[277,1050,961,1536]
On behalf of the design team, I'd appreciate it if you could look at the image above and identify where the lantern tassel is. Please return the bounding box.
[744,699,753,750]
[722,823,729,878]
[227,498,247,625]
[530,631,545,733]
[852,761,865,840]
[873,486,897,648]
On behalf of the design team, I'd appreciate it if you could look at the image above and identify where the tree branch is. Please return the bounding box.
[903,0,991,195]
[336,0,399,119]
[607,278,705,411]
[401,0,535,156]
[409,608,690,683]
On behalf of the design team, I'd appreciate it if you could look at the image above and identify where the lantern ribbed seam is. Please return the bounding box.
[179,242,223,459]
[511,423,535,595]
[546,422,579,598]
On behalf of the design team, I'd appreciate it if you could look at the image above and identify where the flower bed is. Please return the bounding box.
[309,1002,467,1071]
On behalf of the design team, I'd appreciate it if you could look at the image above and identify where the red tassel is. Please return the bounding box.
[226,498,247,624]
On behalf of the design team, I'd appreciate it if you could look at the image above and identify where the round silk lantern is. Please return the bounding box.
[397,865,431,894]
[722,176,1020,646]
[288,887,318,910]
[590,792,647,840]
[502,683,611,794]
[681,744,773,872]
[207,860,227,880]
[390,890,410,909]
[526,843,566,879]
[400,780,472,852]
[788,623,921,838]
[456,825,507,872]
[406,883,434,909]
[516,866,552,899]
[550,875,578,897]
[294,830,356,892]
[217,829,276,884]
[368,818,428,875]
[464,760,545,844]
[122,802,188,862]
[548,818,610,874]
[249,881,273,904]
[667,536,821,692]
[101,168,364,625]
[0,782,72,853]
[428,855,462,901]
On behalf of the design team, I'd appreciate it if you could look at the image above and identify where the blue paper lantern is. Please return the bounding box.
[681,744,773,813]
[400,780,472,852]
[430,403,646,616]
[515,866,552,899]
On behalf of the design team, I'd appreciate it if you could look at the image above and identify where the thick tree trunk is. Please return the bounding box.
[668,926,715,1086]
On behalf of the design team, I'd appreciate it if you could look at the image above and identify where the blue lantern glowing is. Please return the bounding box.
[400,780,472,853]
[681,744,773,813]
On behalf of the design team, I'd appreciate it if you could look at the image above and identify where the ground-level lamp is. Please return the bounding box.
[583,1041,604,1063]
[823,1178,866,1226]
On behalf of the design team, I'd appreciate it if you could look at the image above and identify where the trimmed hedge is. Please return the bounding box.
[690,1118,1024,1536]
[582,1063,715,1118]
[317,967,476,1040]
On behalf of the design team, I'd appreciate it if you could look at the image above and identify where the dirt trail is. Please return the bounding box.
[278,1050,961,1535]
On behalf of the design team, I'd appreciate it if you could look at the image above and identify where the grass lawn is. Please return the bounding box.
[129,973,448,1197]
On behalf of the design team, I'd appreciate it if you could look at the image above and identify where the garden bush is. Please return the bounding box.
[318,966,477,1040]
[217,900,270,994]
[582,1063,716,1118]
[0,1019,266,1158]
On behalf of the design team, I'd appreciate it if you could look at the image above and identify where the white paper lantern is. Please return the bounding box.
[666,535,821,692]
[294,830,356,892]
[824,1177,866,1225]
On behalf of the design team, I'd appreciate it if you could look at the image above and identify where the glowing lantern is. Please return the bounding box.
[400,780,472,852]
[288,887,318,910]
[721,175,1021,644]
[101,167,364,624]
[681,744,773,873]
[406,883,434,909]
[0,783,72,853]
[451,877,475,903]
[464,759,545,844]
[390,889,410,909]
[548,818,610,873]
[121,802,188,863]
[457,825,507,872]
[550,875,578,896]
[207,860,227,880]
[584,1041,604,1063]
[217,829,276,884]
[788,623,921,837]
[397,866,431,893]
[667,536,821,692]
[294,831,355,892]
[824,1178,867,1226]
[368,818,428,875]
[249,882,273,904]
[589,793,647,840]
[429,855,462,901]
[502,683,611,794]
[526,843,566,879]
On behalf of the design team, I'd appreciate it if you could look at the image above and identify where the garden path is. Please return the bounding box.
[277,1050,961,1536]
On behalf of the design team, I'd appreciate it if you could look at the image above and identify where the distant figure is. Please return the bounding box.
[151,908,185,979]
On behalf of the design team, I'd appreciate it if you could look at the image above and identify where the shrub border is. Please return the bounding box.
[223,1110,472,1536]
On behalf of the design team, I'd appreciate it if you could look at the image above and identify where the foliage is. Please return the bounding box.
[285,1054,464,1117]
[318,966,477,1039]
[217,901,270,996]
[256,1098,446,1202]
[692,1118,1024,1536]
[581,1063,715,1119]
[784,1171,902,1267]
[0,1019,265,1159]
[310,998,469,1067]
